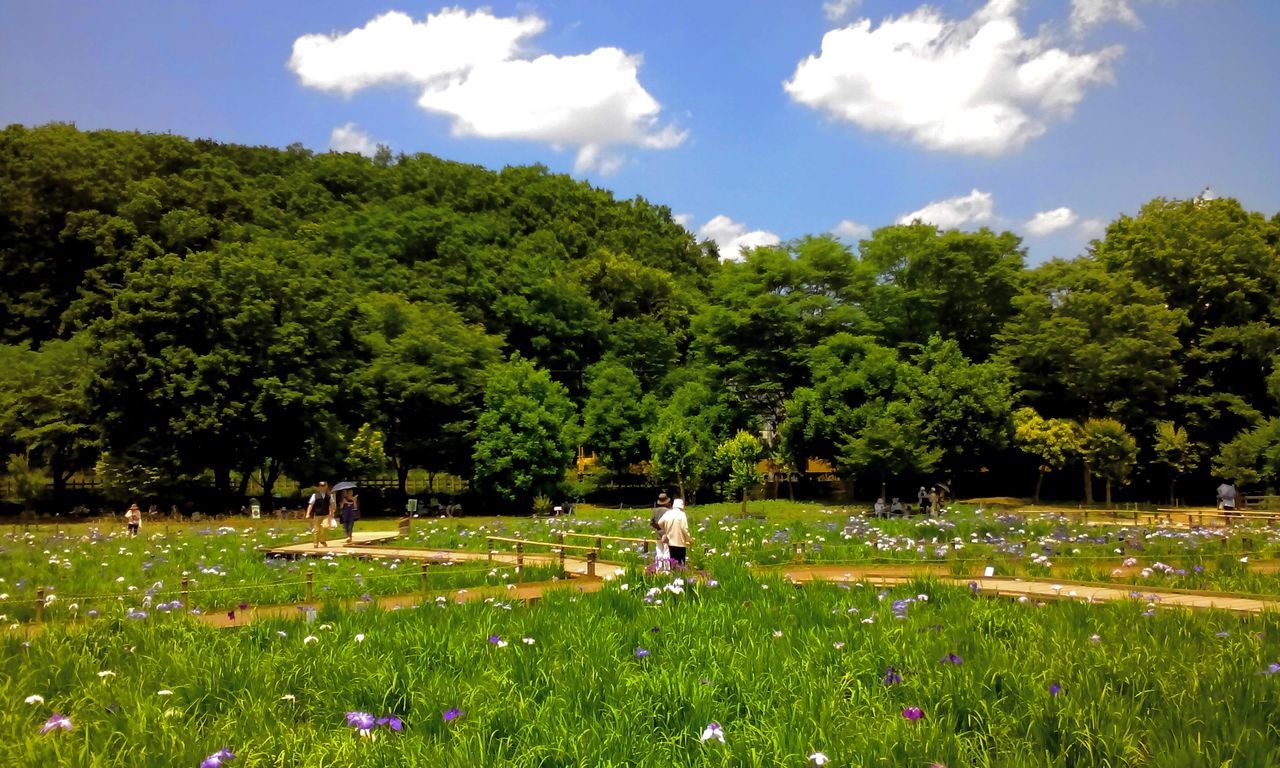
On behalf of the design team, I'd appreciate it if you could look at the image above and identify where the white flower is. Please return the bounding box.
[157,689,173,696]
[303,635,319,644]
[281,694,296,702]
[522,637,536,645]
[772,630,783,637]
[354,633,366,643]
[700,722,725,743]
[809,753,830,766]
[97,670,116,679]
[24,695,44,704]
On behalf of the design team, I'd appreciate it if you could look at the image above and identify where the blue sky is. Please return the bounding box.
[2,0,1277,263]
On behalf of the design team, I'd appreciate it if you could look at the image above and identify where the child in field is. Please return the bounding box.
[124,503,141,536]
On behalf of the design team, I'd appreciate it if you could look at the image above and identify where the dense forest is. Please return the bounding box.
[1,124,1278,511]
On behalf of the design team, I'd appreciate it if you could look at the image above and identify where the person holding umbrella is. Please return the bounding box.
[332,481,359,545]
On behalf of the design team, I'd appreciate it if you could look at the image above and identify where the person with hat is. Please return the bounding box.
[651,492,672,531]
[657,498,692,566]
[124,503,141,537]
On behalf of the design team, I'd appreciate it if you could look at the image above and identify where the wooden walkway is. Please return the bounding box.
[265,540,603,576]
[774,564,1280,615]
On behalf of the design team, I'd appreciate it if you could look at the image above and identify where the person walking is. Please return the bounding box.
[657,498,692,566]
[1217,480,1238,515]
[918,486,929,516]
[339,488,360,546]
[306,482,335,548]
[124,503,141,537]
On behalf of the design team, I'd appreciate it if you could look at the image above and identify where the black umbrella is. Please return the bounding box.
[331,481,357,492]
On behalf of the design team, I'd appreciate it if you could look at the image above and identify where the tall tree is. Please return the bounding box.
[582,359,657,475]
[1012,408,1082,503]
[1081,418,1138,508]
[1152,421,1200,504]
[712,431,764,514]
[471,356,579,505]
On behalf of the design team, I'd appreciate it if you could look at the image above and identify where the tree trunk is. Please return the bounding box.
[236,467,252,499]
[1105,477,1113,509]
[787,473,795,502]
[1083,463,1094,505]
[1169,477,1177,506]
[213,464,232,496]
[260,459,281,510]
[1034,469,1044,504]
[741,488,748,515]
[396,462,409,496]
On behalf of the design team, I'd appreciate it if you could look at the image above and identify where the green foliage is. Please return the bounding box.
[472,356,579,504]
[1081,418,1139,506]
[345,423,388,478]
[712,431,764,512]
[908,335,1013,474]
[1153,421,1200,502]
[1013,407,1083,501]
[582,359,656,474]
[1213,418,1280,487]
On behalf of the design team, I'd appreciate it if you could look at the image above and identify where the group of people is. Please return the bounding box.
[306,481,361,547]
[649,492,691,566]
[870,486,947,518]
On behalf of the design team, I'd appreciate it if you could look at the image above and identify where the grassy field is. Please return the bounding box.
[5,566,1280,766]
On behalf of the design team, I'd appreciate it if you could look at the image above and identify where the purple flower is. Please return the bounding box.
[902,706,924,721]
[883,666,902,686]
[127,609,148,620]
[443,707,463,722]
[200,748,236,768]
[939,652,963,665]
[635,647,650,659]
[376,715,403,732]
[227,610,236,621]
[1263,662,1280,676]
[968,581,980,594]
[39,713,72,734]
[238,602,249,611]
[346,710,377,736]
[487,635,501,644]
[1049,682,1062,696]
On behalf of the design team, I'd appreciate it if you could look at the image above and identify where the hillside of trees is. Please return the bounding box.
[2,124,1279,512]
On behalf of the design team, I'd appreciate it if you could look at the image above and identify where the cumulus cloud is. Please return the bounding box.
[823,0,862,22]
[698,215,781,262]
[785,0,1123,154]
[898,190,995,230]
[1024,207,1079,237]
[1071,0,1141,36]
[328,123,379,156]
[290,8,684,174]
[1079,217,1108,238]
[831,219,872,240]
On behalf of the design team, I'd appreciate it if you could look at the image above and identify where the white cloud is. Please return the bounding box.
[1078,217,1108,238]
[673,213,694,229]
[328,123,378,156]
[898,190,995,230]
[1070,0,1141,36]
[831,219,872,240]
[785,0,1123,154]
[697,215,781,262]
[1024,207,1079,237]
[291,9,684,174]
[289,9,544,95]
[823,0,862,22]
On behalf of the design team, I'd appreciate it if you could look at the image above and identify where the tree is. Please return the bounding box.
[0,333,98,499]
[1092,196,1280,449]
[1213,419,1280,489]
[1080,418,1138,508]
[1152,421,1200,504]
[1012,408,1082,503]
[859,223,1025,359]
[345,423,389,479]
[357,293,501,493]
[712,431,764,514]
[471,356,579,504]
[997,257,1186,431]
[836,399,940,500]
[908,336,1014,480]
[582,360,657,475]
[89,244,357,502]
[647,381,727,499]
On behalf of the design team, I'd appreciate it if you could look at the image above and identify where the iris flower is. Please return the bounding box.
[1049,682,1062,696]
[902,706,924,721]
[940,653,963,665]
[635,647,650,659]
[808,752,829,765]
[443,707,463,722]
[346,711,377,737]
[39,713,72,734]
[376,715,403,732]
[883,667,902,686]
[199,748,235,767]
[700,722,725,743]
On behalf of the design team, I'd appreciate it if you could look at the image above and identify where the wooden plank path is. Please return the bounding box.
[773,564,1280,615]
[265,540,608,576]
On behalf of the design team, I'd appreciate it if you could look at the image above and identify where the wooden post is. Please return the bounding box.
[1133,508,1139,523]
[587,550,597,577]
[516,541,524,569]
[305,571,314,602]
[487,538,494,563]
[399,517,410,539]
[35,589,44,624]
[421,561,429,595]
[595,536,602,553]
[558,534,566,576]
[643,539,650,554]
[181,577,189,605]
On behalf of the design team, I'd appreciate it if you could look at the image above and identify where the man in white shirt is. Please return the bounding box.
[657,498,692,565]
[306,481,335,548]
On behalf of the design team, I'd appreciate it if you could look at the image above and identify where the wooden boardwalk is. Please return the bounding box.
[774,564,1280,615]
[265,540,604,576]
